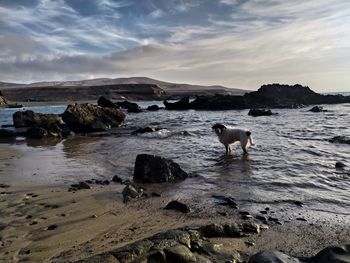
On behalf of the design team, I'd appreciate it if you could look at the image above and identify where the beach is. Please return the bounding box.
[1,100,350,262]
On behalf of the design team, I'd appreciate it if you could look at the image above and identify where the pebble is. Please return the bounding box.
[293,201,304,207]
[46,224,58,230]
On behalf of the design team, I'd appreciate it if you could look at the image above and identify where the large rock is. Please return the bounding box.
[116,100,142,113]
[312,244,350,263]
[13,110,60,128]
[133,154,188,183]
[164,96,190,110]
[329,136,350,145]
[97,96,119,109]
[248,108,275,117]
[0,90,7,105]
[61,103,125,133]
[249,250,301,263]
[309,106,326,112]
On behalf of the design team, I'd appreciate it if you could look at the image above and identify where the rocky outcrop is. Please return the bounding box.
[164,84,350,110]
[61,103,125,133]
[13,110,60,128]
[73,223,261,263]
[164,96,190,110]
[116,100,142,113]
[0,90,7,106]
[97,96,119,109]
[147,105,161,111]
[248,108,275,117]
[133,154,188,183]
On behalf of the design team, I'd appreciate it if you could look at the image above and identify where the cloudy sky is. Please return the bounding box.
[0,0,350,92]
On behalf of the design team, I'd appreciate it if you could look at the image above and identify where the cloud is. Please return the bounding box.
[0,0,350,92]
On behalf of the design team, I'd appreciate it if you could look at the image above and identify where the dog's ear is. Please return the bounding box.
[212,123,226,134]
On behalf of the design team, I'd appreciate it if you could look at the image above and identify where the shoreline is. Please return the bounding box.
[1,182,349,262]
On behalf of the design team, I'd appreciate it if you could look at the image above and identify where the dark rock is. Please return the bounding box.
[26,127,49,139]
[329,136,350,145]
[0,184,10,188]
[256,215,267,222]
[242,223,260,234]
[6,103,23,108]
[242,214,253,220]
[72,181,91,190]
[249,250,300,263]
[116,100,142,113]
[0,129,16,138]
[296,217,307,222]
[293,201,304,207]
[151,192,161,197]
[268,216,279,222]
[122,183,143,203]
[61,103,125,133]
[13,110,60,128]
[133,154,188,183]
[147,105,161,111]
[164,200,190,213]
[164,97,190,110]
[190,94,249,110]
[248,108,275,117]
[46,224,58,230]
[97,96,119,109]
[336,162,347,169]
[132,127,162,135]
[312,244,350,263]
[111,175,123,183]
[309,106,326,112]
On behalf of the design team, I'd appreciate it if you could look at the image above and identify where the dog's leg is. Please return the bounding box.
[240,138,249,154]
[225,144,230,154]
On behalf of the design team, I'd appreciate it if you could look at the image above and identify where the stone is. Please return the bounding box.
[293,201,304,207]
[132,127,162,135]
[133,154,188,183]
[26,127,49,139]
[122,183,143,203]
[0,129,16,138]
[336,162,347,169]
[164,97,190,110]
[116,100,142,113]
[164,201,190,213]
[13,110,60,128]
[111,175,123,183]
[164,244,197,263]
[61,103,125,133]
[212,195,238,209]
[248,108,275,117]
[147,105,161,111]
[329,136,350,145]
[309,106,326,112]
[312,244,350,263]
[249,250,301,263]
[97,96,119,109]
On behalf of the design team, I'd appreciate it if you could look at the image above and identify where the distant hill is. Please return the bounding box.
[0,77,250,102]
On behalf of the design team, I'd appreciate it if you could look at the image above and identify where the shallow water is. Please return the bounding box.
[1,102,350,220]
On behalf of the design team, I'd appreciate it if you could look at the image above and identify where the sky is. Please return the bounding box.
[0,0,350,92]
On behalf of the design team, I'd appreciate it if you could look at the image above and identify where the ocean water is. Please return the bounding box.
[1,101,350,221]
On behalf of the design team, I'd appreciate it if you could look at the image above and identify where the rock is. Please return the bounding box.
[26,127,49,139]
[61,103,125,133]
[248,108,275,117]
[256,215,267,221]
[329,136,350,145]
[111,175,123,183]
[309,106,326,112]
[293,201,304,207]
[0,129,16,138]
[312,244,350,263]
[132,127,162,135]
[296,217,307,222]
[212,195,238,209]
[164,244,197,263]
[7,103,23,108]
[116,100,142,113]
[147,105,161,111]
[0,91,7,105]
[133,154,188,183]
[249,250,301,263]
[46,224,58,231]
[70,181,91,191]
[122,183,143,203]
[164,200,190,213]
[97,96,119,109]
[0,184,10,188]
[336,161,347,169]
[190,94,249,110]
[13,110,60,128]
[242,214,253,220]
[164,97,190,110]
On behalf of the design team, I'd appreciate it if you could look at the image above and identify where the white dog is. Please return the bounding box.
[212,123,254,154]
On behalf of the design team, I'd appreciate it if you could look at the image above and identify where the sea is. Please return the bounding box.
[1,99,350,223]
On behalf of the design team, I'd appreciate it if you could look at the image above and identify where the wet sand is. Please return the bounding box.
[1,182,350,263]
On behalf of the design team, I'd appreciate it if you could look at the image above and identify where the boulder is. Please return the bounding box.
[147,105,161,111]
[248,108,275,117]
[312,244,350,263]
[97,96,119,109]
[0,129,16,138]
[164,97,190,110]
[122,183,143,203]
[335,161,347,169]
[26,127,49,139]
[133,154,188,183]
[61,103,125,133]
[116,100,142,113]
[249,250,301,263]
[111,175,123,183]
[309,106,326,112]
[329,136,350,145]
[164,201,190,213]
[0,91,7,105]
[13,110,60,128]
[191,94,249,110]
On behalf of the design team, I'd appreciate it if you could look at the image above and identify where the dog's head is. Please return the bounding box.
[212,123,226,135]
